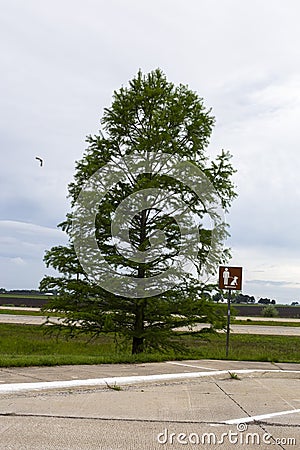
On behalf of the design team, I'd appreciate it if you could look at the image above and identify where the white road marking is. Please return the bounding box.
[167,361,220,371]
[0,369,299,394]
[0,371,227,394]
[224,408,300,424]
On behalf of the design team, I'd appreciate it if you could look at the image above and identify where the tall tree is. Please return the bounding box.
[40,69,236,354]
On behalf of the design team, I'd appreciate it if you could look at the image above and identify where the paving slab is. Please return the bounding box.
[4,416,294,450]
[0,359,299,385]
[0,360,299,449]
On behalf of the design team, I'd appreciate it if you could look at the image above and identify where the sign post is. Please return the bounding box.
[226,290,231,357]
[218,266,243,357]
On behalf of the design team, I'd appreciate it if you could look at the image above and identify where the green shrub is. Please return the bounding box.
[261,305,279,317]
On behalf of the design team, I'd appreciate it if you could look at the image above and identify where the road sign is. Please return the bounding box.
[219,265,243,357]
[219,266,243,290]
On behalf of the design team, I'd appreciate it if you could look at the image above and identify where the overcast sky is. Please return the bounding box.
[1,0,300,304]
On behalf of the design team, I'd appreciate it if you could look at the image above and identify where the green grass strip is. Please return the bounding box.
[0,324,299,367]
[232,319,300,327]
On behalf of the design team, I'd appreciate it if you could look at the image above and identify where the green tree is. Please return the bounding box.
[40,69,236,354]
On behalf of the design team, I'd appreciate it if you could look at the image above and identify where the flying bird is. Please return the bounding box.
[35,157,43,167]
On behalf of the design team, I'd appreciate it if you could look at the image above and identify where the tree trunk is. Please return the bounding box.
[132,299,147,354]
[132,337,144,354]
[131,209,147,354]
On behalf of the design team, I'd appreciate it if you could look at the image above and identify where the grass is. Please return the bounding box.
[0,324,299,367]
[181,332,300,363]
[232,319,300,327]
[105,382,123,391]
[228,371,240,380]
[0,309,47,316]
[0,309,66,318]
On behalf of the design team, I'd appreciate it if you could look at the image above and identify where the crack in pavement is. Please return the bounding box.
[0,368,46,382]
[0,411,299,429]
[213,381,287,449]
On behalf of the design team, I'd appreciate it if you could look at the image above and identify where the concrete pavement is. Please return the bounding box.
[0,360,299,449]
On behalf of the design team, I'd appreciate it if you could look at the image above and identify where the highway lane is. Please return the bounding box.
[1,314,300,335]
[0,314,62,325]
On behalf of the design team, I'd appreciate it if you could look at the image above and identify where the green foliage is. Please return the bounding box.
[40,69,237,354]
[228,371,240,380]
[261,305,279,318]
[105,382,122,391]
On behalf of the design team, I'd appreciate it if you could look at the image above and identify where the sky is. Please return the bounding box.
[1,0,300,304]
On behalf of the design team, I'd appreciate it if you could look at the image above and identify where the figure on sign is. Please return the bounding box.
[223,267,230,285]
[230,276,238,286]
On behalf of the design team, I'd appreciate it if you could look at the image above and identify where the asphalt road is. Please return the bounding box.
[0,360,299,449]
[1,313,300,335]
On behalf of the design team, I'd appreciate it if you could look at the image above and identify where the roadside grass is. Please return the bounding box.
[0,324,170,367]
[181,332,300,363]
[0,309,46,316]
[231,319,300,327]
[0,324,299,367]
[0,309,66,318]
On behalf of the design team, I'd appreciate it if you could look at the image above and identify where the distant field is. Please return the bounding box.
[233,303,300,318]
[0,294,48,307]
[0,294,47,299]
[1,295,300,317]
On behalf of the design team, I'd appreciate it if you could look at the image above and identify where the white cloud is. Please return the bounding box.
[9,257,26,266]
[0,221,67,289]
